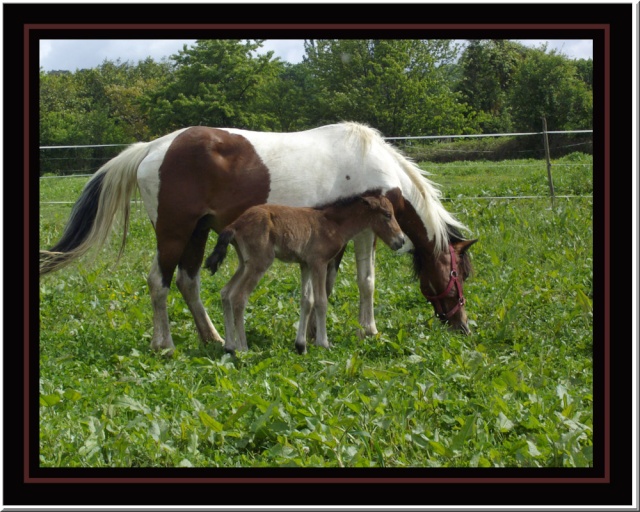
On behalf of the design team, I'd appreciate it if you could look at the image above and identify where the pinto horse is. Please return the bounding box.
[204,192,405,355]
[40,122,477,353]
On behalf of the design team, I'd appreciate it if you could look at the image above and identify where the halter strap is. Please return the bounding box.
[425,244,466,320]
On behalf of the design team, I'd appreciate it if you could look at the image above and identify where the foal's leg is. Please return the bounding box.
[220,259,245,353]
[353,231,378,338]
[294,263,315,355]
[311,263,331,348]
[227,255,272,353]
[307,245,347,340]
[176,216,224,345]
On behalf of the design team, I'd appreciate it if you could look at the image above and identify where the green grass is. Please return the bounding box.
[38,155,593,468]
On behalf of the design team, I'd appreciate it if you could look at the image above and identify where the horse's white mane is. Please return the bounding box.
[339,122,469,253]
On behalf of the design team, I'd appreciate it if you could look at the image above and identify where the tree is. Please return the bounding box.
[260,61,315,131]
[509,49,593,132]
[302,39,477,136]
[456,40,526,133]
[40,59,173,174]
[574,58,593,89]
[143,39,280,135]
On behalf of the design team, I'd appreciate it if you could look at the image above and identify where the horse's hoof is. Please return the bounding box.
[295,342,307,355]
[357,327,378,340]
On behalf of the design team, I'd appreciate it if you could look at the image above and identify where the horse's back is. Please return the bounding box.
[222,124,400,207]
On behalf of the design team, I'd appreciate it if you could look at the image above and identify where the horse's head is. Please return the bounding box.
[418,239,478,334]
[361,195,406,251]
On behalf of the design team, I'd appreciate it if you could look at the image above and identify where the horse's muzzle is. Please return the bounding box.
[449,321,471,335]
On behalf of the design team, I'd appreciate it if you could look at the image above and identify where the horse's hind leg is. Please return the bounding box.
[176,215,224,345]
[148,219,198,354]
[147,252,177,354]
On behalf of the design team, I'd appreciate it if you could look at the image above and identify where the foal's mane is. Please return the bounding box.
[313,188,384,211]
[340,122,470,255]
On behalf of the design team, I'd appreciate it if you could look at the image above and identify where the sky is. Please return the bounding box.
[39,39,593,72]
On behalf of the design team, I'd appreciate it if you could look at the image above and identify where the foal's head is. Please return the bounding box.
[359,195,405,251]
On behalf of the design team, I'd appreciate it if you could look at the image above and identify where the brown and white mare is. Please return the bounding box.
[40,122,477,354]
[204,192,405,355]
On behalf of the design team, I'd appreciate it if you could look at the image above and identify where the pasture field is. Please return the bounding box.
[38,153,594,468]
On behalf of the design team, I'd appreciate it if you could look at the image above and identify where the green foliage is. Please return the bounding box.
[40,38,594,165]
[509,49,593,132]
[260,62,316,132]
[303,39,477,135]
[39,155,593,468]
[456,40,527,133]
[455,41,593,135]
[143,40,281,134]
[39,59,173,175]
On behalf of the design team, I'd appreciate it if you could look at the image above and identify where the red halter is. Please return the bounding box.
[425,244,466,320]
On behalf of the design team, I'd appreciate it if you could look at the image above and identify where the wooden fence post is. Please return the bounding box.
[542,116,556,209]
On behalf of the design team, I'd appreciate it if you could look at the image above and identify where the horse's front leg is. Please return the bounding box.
[353,230,378,338]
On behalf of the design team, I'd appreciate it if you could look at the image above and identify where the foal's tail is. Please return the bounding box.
[204,229,236,275]
[40,142,152,275]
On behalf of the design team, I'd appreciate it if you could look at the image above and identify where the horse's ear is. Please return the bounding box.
[453,238,478,255]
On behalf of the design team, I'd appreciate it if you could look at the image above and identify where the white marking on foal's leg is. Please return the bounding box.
[294,264,314,354]
[147,255,175,354]
[176,268,224,344]
[220,280,237,354]
[353,231,379,338]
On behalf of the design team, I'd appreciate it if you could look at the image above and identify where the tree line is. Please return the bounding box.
[40,39,593,173]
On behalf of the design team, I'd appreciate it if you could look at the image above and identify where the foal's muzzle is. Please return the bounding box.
[391,235,405,251]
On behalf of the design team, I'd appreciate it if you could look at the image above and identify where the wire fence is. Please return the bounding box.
[39,129,593,206]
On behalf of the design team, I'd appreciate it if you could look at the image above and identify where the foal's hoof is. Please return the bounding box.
[295,342,307,355]
[150,340,175,357]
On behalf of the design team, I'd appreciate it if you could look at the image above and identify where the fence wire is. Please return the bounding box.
[39,129,593,205]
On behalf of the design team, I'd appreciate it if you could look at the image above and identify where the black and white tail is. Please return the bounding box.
[40,142,151,275]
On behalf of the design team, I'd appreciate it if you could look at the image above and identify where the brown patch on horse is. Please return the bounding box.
[154,127,271,283]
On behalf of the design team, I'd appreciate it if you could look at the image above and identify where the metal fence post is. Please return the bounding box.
[541,117,556,209]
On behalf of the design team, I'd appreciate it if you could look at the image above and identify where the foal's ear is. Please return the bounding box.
[360,196,377,208]
[453,238,478,255]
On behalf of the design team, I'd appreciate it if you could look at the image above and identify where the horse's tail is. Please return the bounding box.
[40,141,152,275]
[204,229,236,275]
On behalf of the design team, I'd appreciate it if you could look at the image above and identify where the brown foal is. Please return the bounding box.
[204,192,405,355]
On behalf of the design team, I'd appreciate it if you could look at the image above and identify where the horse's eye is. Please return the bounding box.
[384,211,392,219]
